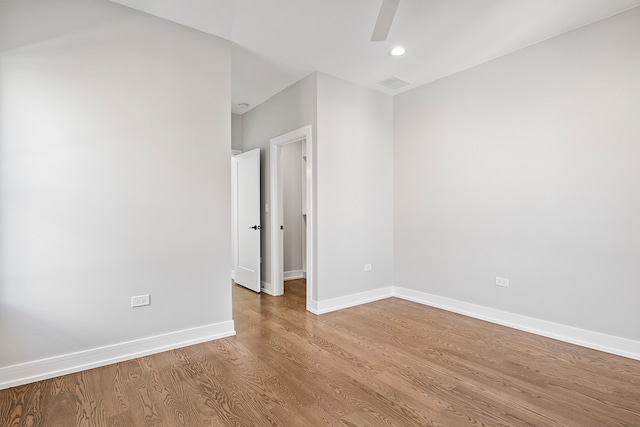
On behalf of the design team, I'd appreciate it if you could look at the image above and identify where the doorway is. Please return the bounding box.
[270,125,315,312]
[280,141,305,282]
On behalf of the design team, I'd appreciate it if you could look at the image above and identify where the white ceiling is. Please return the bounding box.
[110,0,640,114]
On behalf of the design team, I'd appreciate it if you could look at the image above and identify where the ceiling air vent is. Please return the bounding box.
[377,76,410,90]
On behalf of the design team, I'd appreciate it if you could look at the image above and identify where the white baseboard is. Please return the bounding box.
[261,280,275,295]
[284,270,304,281]
[307,298,319,314]
[310,287,394,315]
[393,287,640,361]
[6,287,637,390]
[0,321,236,390]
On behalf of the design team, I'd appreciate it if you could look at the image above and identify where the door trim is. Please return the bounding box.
[270,125,315,311]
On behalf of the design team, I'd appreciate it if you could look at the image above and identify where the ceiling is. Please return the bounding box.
[109,0,640,114]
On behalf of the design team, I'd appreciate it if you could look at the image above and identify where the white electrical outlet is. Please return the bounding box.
[131,294,150,307]
[495,277,509,287]
[364,264,372,272]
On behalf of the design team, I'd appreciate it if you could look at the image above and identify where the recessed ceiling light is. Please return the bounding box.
[238,103,250,109]
[390,46,406,56]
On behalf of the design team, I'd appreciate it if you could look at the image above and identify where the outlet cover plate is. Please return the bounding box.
[131,294,150,307]
[495,277,509,287]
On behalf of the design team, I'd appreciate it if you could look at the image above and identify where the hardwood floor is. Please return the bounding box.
[2,279,639,426]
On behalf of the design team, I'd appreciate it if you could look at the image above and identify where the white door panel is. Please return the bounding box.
[233,149,261,292]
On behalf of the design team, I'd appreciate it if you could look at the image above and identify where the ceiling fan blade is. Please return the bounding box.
[371,0,400,42]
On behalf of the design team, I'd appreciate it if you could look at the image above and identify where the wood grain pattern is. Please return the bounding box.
[2,279,639,426]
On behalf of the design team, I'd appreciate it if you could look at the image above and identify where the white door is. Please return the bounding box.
[232,148,261,292]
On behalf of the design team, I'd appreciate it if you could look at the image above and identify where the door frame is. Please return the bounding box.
[270,125,314,311]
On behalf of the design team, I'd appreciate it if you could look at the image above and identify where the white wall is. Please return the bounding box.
[316,73,394,301]
[231,113,243,151]
[0,0,233,384]
[394,8,640,341]
[281,141,303,274]
[240,74,317,288]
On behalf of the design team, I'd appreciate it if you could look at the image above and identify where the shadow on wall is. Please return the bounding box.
[0,89,77,366]
[0,50,8,355]
[0,304,81,369]
[0,1,125,54]
[0,9,121,368]
[0,1,128,355]
[0,121,3,346]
